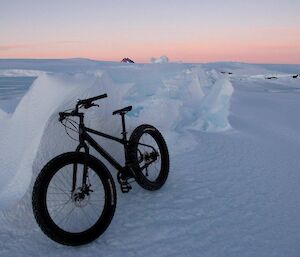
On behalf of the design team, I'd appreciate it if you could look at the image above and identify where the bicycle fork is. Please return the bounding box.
[72,143,90,194]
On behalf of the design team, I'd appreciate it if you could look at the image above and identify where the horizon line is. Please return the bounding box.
[0,57,299,66]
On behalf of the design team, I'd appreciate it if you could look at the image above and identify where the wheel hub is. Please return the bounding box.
[144,151,158,164]
[71,187,90,207]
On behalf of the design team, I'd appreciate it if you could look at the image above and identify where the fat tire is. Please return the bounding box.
[32,152,116,246]
[129,124,170,191]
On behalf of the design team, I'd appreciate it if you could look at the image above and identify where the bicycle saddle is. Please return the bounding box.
[112,106,132,115]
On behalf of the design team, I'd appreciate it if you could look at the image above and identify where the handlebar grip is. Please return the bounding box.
[59,112,66,122]
[78,93,107,105]
[59,111,73,121]
[90,93,107,102]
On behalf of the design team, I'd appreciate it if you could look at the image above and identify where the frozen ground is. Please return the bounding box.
[0,60,299,257]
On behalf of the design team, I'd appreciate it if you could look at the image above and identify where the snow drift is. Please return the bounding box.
[0,64,233,210]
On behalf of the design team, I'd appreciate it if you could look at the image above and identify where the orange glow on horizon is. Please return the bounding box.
[0,38,299,64]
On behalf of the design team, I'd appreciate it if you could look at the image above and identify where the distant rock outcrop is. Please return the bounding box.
[121,58,135,63]
[220,71,233,75]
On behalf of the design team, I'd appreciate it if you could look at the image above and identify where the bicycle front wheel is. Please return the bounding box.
[32,152,116,246]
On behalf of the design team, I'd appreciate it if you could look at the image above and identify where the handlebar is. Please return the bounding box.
[77,93,107,106]
[59,93,108,122]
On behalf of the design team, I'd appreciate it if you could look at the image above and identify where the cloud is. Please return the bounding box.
[0,44,33,51]
[0,41,85,51]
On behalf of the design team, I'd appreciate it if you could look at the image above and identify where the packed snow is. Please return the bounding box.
[0,59,299,257]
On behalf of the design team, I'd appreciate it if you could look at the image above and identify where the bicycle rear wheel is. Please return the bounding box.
[129,124,170,191]
[32,152,116,246]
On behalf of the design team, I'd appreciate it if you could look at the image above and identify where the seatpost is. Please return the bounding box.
[121,114,127,141]
[121,113,130,167]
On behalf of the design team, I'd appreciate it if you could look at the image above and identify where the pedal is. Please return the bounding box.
[120,182,132,193]
[117,171,133,193]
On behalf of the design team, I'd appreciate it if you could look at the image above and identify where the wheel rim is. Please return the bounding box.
[46,163,106,233]
[137,132,162,182]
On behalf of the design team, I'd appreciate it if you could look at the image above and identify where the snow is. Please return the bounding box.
[0,69,44,77]
[0,59,300,256]
[0,108,7,120]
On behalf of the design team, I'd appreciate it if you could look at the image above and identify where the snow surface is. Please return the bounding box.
[0,69,43,77]
[0,60,299,257]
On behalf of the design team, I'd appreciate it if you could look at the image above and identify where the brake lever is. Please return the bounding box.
[82,103,99,109]
[58,112,65,122]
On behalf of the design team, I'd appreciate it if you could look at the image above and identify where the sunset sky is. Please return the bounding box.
[1,0,300,63]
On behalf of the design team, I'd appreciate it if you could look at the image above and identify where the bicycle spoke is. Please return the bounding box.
[136,132,162,182]
[50,198,72,220]
[57,205,77,227]
[46,163,106,233]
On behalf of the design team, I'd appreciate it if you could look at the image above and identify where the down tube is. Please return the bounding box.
[84,131,123,172]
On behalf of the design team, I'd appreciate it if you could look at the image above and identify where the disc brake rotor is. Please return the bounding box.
[71,187,90,207]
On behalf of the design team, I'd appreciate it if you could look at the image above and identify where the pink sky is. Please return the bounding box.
[1,0,300,64]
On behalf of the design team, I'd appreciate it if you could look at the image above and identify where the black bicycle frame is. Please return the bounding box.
[77,112,129,163]
[71,113,130,191]
[81,127,128,171]
[71,112,156,190]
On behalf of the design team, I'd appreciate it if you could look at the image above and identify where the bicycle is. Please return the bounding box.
[32,93,169,246]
